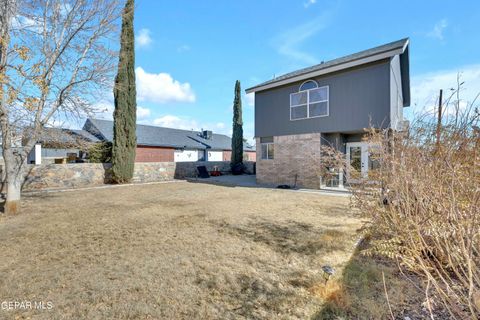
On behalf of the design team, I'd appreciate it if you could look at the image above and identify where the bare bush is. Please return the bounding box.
[352,84,480,319]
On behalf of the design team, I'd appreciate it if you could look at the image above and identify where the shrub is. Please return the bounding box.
[352,95,480,318]
[88,142,112,163]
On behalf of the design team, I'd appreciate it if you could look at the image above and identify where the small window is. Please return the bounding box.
[299,80,318,91]
[261,143,274,160]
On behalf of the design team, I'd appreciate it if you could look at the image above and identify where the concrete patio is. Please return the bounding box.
[187,174,351,197]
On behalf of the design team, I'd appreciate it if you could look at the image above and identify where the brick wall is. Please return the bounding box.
[222,151,231,161]
[256,133,321,189]
[222,151,256,162]
[245,151,256,162]
[135,146,174,162]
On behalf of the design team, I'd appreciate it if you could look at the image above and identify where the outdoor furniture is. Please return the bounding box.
[197,166,210,178]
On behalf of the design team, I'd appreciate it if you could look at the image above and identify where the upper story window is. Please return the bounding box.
[290,80,329,120]
[299,80,318,91]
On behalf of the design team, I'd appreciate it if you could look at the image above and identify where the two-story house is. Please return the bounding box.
[246,38,410,189]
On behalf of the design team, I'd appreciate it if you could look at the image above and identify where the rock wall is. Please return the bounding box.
[5,161,255,191]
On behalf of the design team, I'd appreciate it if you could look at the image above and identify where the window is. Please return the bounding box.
[261,143,274,160]
[299,80,318,91]
[290,81,329,120]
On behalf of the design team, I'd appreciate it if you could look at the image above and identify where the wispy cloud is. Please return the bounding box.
[410,64,480,116]
[272,11,333,65]
[426,19,448,40]
[304,0,317,8]
[136,28,153,48]
[177,44,191,53]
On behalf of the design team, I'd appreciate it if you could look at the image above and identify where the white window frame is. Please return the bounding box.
[299,79,319,91]
[290,85,329,121]
[261,143,274,160]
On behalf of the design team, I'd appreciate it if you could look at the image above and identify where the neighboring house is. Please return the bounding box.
[26,128,100,164]
[246,38,410,189]
[83,118,256,162]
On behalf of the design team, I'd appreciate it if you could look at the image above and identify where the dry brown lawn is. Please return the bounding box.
[0,181,366,319]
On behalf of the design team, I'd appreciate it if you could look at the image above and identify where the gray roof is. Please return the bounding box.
[246,38,410,94]
[36,127,100,145]
[83,118,255,151]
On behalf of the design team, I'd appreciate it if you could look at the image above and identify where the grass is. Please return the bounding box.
[0,182,362,319]
[0,181,425,319]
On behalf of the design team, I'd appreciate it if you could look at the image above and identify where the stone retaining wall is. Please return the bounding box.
[10,161,255,191]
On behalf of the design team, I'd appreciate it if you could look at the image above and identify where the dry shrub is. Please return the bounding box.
[310,279,350,310]
[352,86,480,319]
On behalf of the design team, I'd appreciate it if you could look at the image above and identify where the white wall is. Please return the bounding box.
[207,151,223,161]
[174,149,199,162]
[390,54,404,130]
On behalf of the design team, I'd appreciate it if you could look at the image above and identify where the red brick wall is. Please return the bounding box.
[222,151,256,162]
[135,146,174,162]
[245,151,256,161]
[222,151,231,161]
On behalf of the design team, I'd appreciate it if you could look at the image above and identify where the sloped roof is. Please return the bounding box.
[84,118,255,151]
[246,38,410,103]
[36,127,100,146]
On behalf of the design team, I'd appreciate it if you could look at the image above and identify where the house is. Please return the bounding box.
[246,38,410,189]
[83,118,256,162]
[29,118,256,163]
[26,127,101,164]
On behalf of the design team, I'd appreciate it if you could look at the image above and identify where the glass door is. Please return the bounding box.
[346,142,369,182]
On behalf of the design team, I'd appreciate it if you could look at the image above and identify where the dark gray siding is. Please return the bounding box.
[255,60,391,137]
[321,133,364,153]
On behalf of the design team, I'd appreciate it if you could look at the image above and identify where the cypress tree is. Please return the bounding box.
[231,80,244,168]
[112,0,136,183]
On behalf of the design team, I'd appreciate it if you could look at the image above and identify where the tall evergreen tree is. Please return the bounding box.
[112,0,136,183]
[231,80,244,168]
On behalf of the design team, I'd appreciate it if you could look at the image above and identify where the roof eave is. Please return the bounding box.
[245,46,407,94]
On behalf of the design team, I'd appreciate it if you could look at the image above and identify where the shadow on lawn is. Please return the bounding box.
[312,240,429,320]
[216,219,348,256]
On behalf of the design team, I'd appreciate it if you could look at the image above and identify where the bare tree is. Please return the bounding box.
[0,0,120,214]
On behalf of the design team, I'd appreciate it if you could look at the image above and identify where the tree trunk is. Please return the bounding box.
[5,175,21,215]
[3,152,26,215]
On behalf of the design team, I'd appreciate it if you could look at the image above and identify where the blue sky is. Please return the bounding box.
[95,0,480,143]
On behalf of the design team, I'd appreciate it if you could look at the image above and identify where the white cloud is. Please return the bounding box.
[152,115,196,130]
[304,0,316,8]
[136,67,196,104]
[11,15,42,32]
[151,115,256,145]
[410,64,480,117]
[177,44,191,53]
[151,115,225,132]
[136,28,153,48]
[426,19,448,40]
[245,92,255,107]
[272,12,332,65]
[92,100,114,120]
[137,106,151,119]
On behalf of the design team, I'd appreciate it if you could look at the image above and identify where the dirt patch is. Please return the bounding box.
[0,182,362,319]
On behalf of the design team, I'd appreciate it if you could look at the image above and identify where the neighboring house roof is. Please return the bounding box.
[34,127,100,147]
[246,38,410,106]
[83,118,255,152]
